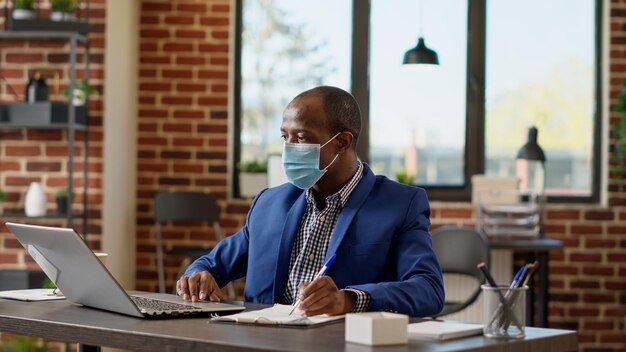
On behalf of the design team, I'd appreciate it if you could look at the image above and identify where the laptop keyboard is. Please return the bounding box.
[130,295,203,316]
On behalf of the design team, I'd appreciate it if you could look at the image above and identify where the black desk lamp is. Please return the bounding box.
[516,126,546,194]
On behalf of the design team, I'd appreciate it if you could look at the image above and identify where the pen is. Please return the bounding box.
[488,261,539,328]
[509,266,526,289]
[521,261,539,287]
[502,261,540,330]
[288,253,337,316]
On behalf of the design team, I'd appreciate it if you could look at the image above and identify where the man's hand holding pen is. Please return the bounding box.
[295,276,356,316]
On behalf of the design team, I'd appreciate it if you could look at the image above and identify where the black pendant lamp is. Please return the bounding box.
[402,0,439,66]
[403,37,439,65]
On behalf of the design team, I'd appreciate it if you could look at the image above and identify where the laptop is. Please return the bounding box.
[5,222,245,318]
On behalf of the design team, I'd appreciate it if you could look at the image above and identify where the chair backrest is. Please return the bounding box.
[431,225,489,282]
[153,191,223,293]
[154,191,221,224]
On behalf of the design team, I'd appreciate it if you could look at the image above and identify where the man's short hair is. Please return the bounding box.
[295,86,362,147]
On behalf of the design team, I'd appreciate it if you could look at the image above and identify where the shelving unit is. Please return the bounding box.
[0,31,89,238]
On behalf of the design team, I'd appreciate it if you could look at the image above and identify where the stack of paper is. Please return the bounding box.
[407,321,483,341]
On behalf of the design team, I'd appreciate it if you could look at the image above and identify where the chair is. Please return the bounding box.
[154,191,232,296]
[431,225,489,317]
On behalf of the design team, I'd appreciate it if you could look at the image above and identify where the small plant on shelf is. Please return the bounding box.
[50,0,78,21]
[394,168,416,186]
[63,79,97,106]
[54,188,71,214]
[50,0,77,12]
[15,0,35,8]
[0,189,6,203]
[238,160,268,173]
[238,160,268,197]
[12,0,36,19]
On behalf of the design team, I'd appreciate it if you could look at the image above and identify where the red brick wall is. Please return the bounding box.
[0,0,106,267]
[135,0,249,293]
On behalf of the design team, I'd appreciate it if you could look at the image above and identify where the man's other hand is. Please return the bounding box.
[296,276,356,316]
[177,271,224,302]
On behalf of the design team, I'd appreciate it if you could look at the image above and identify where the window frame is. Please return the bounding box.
[233,0,603,203]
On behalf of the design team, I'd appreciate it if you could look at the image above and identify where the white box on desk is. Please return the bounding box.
[345,312,408,346]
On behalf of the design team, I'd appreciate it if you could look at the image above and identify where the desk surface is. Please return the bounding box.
[0,296,577,352]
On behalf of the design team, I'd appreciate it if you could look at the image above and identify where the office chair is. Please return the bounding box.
[154,191,235,297]
[431,225,489,317]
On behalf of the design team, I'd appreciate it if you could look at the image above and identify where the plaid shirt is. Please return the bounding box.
[283,162,370,312]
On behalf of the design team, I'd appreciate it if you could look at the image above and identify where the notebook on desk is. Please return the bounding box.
[407,321,483,341]
[5,222,245,319]
[211,304,344,327]
[0,288,66,302]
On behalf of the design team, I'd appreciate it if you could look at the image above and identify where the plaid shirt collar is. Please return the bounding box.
[305,161,363,210]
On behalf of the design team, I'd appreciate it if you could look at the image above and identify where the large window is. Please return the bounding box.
[235,0,602,202]
[370,0,468,186]
[484,0,598,200]
[237,0,351,163]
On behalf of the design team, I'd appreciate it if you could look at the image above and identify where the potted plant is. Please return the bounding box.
[394,168,416,185]
[54,188,71,214]
[612,81,626,179]
[238,160,268,197]
[63,79,97,106]
[12,0,36,20]
[50,0,77,21]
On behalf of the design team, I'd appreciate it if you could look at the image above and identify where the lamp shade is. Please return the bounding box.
[402,37,439,65]
[516,127,546,162]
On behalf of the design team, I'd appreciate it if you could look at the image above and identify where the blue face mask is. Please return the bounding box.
[282,133,341,190]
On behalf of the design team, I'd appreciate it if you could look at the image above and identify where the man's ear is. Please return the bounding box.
[336,132,354,154]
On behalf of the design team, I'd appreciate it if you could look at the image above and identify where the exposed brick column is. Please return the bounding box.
[135,0,247,293]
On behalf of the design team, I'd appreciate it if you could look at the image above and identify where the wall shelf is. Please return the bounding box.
[0,30,90,239]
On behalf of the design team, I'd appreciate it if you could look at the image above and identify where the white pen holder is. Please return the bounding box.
[345,312,408,346]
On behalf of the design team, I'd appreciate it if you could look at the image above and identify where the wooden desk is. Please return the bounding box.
[489,238,564,328]
[0,298,577,352]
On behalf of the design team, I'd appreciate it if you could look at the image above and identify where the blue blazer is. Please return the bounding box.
[185,164,445,317]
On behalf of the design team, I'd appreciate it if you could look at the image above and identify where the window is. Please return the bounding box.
[235,0,351,188]
[369,0,468,186]
[484,0,599,200]
[235,0,602,202]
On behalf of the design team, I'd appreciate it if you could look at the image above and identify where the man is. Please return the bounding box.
[177,86,444,317]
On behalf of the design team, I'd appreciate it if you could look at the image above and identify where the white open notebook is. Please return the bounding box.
[407,321,483,341]
[211,304,344,327]
[0,289,65,302]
